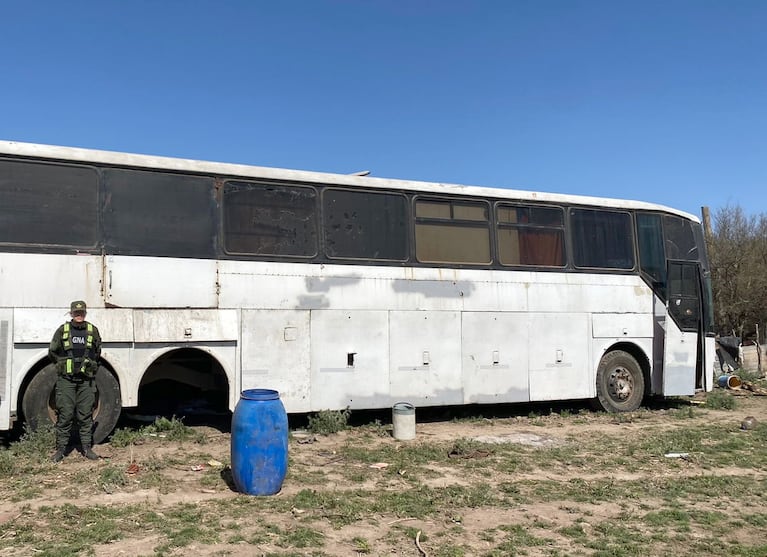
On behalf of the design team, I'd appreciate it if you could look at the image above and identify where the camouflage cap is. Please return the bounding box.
[70,300,87,312]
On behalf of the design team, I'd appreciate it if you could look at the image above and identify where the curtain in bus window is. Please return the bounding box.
[497,205,565,266]
[223,181,318,257]
[571,209,634,269]
[0,159,98,248]
[415,199,490,264]
[103,169,216,258]
[323,189,407,260]
[663,215,698,261]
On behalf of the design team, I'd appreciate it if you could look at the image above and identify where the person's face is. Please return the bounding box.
[71,310,86,323]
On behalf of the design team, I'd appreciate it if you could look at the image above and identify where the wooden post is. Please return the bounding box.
[701,206,714,251]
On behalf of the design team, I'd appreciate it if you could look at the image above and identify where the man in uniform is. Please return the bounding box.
[48,300,102,462]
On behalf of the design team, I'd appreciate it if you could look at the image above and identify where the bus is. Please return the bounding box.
[0,140,715,442]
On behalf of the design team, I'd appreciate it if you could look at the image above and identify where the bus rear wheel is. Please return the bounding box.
[21,364,122,444]
[594,350,644,412]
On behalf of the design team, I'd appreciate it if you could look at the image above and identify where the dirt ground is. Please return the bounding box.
[1,391,767,556]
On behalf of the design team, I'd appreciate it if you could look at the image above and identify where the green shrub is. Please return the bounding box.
[704,390,736,410]
[307,408,351,434]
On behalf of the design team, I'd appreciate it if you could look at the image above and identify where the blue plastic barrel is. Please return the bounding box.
[230,389,288,495]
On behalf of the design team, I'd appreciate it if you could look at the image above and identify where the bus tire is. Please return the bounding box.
[22,364,122,444]
[594,350,644,413]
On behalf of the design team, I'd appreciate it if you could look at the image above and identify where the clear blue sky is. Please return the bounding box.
[1,1,765,220]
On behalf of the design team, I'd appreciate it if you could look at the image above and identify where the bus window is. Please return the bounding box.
[224,181,318,257]
[415,198,491,264]
[668,261,701,331]
[103,169,216,258]
[636,213,666,292]
[663,215,698,261]
[323,189,408,261]
[0,159,98,248]
[571,208,634,270]
[497,204,565,267]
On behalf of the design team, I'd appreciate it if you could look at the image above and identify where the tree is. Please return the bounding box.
[708,204,767,340]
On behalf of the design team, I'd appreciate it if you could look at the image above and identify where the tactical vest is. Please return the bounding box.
[61,322,95,375]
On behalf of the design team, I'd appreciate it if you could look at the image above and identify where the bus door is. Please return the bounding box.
[663,260,703,395]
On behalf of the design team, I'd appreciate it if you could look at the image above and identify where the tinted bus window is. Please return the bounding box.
[224,181,317,257]
[103,169,216,258]
[663,215,698,261]
[497,204,565,267]
[0,159,98,248]
[636,213,666,288]
[415,198,490,264]
[571,209,634,269]
[323,189,408,260]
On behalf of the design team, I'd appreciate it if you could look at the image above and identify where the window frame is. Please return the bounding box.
[569,207,636,271]
[495,202,566,268]
[222,180,319,259]
[413,195,492,265]
[321,187,410,262]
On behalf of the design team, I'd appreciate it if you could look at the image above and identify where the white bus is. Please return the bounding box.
[0,140,715,442]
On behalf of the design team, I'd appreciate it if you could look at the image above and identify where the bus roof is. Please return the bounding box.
[0,139,699,222]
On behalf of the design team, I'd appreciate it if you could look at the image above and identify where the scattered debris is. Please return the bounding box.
[415,529,428,557]
[741,416,758,430]
[664,453,689,459]
[741,382,767,396]
[126,463,140,475]
[369,462,389,469]
[448,448,491,459]
[293,431,317,444]
[190,465,204,472]
[207,459,224,468]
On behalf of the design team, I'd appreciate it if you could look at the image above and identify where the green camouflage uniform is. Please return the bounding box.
[48,305,102,450]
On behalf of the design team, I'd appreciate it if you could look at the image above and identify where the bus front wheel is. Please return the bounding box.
[594,350,644,412]
[21,364,122,444]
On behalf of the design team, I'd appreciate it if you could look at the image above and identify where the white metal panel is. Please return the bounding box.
[310,310,389,410]
[389,311,462,406]
[0,253,102,308]
[592,313,654,339]
[105,255,217,308]
[703,336,715,392]
[461,312,529,404]
[133,309,238,342]
[528,313,591,401]
[529,281,652,314]
[662,318,696,396]
[241,310,311,413]
[13,308,134,343]
[0,309,12,429]
[462,274,530,312]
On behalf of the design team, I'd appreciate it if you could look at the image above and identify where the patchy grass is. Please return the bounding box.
[2,397,767,556]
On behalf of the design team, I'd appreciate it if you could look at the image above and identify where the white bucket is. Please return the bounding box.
[392,402,416,440]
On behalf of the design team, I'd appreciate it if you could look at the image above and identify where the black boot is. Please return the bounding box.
[82,446,99,460]
[51,449,65,463]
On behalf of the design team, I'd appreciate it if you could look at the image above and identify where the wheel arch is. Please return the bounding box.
[17,354,123,419]
[600,341,652,396]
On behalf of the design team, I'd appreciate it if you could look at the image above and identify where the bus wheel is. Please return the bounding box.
[594,350,644,412]
[22,364,122,444]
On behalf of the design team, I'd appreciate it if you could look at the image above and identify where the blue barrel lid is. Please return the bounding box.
[241,389,280,401]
